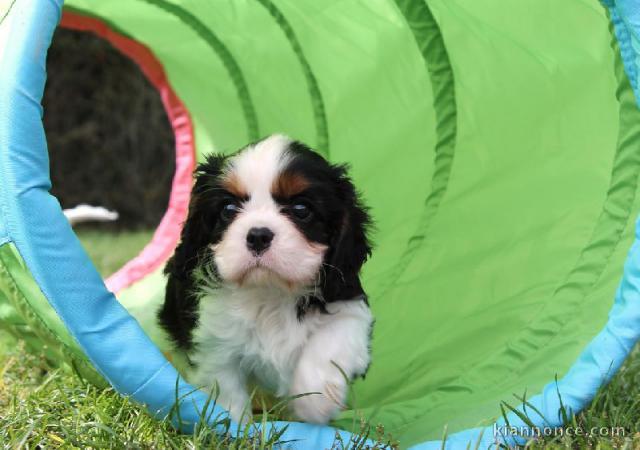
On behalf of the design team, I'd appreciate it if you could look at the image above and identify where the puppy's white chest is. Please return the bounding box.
[191,287,319,395]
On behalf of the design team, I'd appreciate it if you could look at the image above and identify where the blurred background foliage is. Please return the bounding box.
[44,28,175,230]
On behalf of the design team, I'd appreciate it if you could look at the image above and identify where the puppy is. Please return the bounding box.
[158,134,373,424]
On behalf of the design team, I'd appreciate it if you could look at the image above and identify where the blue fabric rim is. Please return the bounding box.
[1,1,640,449]
[604,0,640,108]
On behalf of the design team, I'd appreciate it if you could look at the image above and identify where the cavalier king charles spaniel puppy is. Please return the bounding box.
[158,134,373,424]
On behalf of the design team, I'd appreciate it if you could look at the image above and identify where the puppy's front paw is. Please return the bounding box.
[209,389,252,426]
[226,400,253,426]
[290,365,348,424]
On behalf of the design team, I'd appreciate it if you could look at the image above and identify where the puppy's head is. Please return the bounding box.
[168,134,371,301]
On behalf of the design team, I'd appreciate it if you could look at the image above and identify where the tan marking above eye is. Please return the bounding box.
[221,172,248,198]
[272,171,310,198]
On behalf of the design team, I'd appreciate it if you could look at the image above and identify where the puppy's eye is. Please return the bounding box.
[291,203,312,221]
[221,203,240,221]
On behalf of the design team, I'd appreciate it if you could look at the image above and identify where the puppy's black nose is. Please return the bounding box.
[246,227,274,254]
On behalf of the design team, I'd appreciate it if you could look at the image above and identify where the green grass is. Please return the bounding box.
[0,339,394,449]
[1,230,639,449]
[74,228,155,277]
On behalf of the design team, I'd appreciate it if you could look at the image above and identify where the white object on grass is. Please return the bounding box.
[63,204,119,226]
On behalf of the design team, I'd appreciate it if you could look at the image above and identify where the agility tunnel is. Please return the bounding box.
[2,0,640,448]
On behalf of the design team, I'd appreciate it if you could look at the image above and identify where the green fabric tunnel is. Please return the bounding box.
[2,0,640,448]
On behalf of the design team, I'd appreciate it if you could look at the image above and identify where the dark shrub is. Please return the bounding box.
[44,28,175,229]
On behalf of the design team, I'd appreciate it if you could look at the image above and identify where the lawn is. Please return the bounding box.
[0,230,639,449]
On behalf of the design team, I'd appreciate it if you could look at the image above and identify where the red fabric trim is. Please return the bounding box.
[60,11,195,294]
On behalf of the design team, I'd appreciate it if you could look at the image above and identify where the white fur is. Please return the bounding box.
[189,282,373,423]
[289,300,373,423]
[213,134,325,289]
[225,134,292,197]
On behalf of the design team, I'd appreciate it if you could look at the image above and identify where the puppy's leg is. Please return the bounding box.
[192,362,251,424]
[290,300,373,423]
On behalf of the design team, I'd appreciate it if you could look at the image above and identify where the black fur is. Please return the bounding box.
[283,142,372,304]
[159,139,372,353]
[158,154,228,351]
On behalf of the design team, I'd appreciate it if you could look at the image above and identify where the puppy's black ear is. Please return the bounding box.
[321,165,372,303]
[167,155,227,279]
[158,154,226,351]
